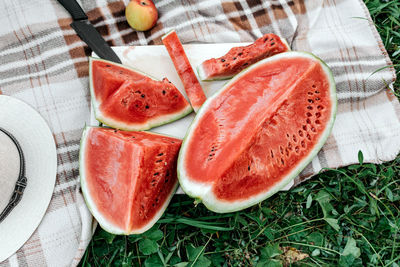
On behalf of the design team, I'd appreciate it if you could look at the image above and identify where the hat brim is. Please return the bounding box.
[0,95,57,262]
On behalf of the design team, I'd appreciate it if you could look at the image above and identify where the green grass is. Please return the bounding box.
[80,1,400,266]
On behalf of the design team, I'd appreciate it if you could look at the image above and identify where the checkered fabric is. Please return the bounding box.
[0,0,398,266]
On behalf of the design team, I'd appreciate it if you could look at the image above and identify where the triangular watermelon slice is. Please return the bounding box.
[80,127,181,234]
[89,58,193,131]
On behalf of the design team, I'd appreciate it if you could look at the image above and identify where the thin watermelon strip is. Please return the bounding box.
[197,33,290,81]
[162,30,207,112]
[89,57,193,131]
[178,52,337,213]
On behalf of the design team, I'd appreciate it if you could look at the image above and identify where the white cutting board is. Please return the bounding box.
[90,44,294,191]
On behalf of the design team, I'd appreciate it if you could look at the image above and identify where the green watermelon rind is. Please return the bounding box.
[79,126,180,234]
[89,57,193,131]
[178,51,337,213]
[197,37,291,82]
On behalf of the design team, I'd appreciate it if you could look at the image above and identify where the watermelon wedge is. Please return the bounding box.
[178,52,337,213]
[80,127,181,234]
[89,57,193,131]
[197,33,290,81]
[162,30,207,112]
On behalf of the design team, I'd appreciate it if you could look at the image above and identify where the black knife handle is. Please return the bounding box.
[57,0,88,21]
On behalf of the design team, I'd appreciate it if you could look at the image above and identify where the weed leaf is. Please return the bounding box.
[358,150,364,165]
[342,237,361,258]
[139,239,158,255]
[146,229,164,241]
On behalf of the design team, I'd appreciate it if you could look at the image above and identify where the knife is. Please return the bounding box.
[57,0,122,63]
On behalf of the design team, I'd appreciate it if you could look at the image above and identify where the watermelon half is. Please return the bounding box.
[178,52,337,213]
[197,33,290,81]
[89,57,193,131]
[80,127,181,234]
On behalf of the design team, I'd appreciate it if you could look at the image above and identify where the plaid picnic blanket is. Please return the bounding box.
[0,0,398,266]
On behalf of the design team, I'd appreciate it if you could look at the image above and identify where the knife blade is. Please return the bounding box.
[57,0,121,63]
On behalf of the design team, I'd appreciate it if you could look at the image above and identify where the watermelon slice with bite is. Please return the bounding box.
[80,127,181,234]
[90,57,193,131]
[197,33,290,81]
[162,30,207,112]
[178,51,337,213]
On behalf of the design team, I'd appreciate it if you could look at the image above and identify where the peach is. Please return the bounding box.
[125,0,158,32]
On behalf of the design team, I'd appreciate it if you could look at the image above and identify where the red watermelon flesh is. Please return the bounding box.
[80,127,181,234]
[197,33,290,81]
[90,58,192,131]
[178,52,337,213]
[91,59,145,102]
[162,30,207,112]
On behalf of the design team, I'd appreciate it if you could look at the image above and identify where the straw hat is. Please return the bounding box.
[0,95,57,262]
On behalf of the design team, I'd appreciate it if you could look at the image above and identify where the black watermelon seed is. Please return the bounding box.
[162,90,166,95]
[145,105,149,109]
[141,94,145,98]
[221,58,225,62]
